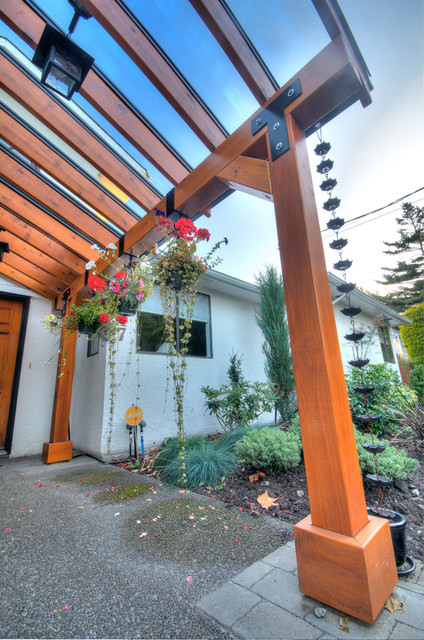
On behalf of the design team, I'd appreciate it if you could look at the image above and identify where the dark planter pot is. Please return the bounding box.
[118,300,138,316]
[166,269,185,291]
[78,321,100,336]
[367,507,415,575]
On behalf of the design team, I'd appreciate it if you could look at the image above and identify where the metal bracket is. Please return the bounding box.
[251,79,301,160]
[54,288,71,318]
[164,188,189,223]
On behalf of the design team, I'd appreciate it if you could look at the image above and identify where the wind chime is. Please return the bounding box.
[315,133,415,574]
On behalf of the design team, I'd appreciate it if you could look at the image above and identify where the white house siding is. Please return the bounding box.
[0,275,59,457]
[87,283,270,461]
[69,333,107,459]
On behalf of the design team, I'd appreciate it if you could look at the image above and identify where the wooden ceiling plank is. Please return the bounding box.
[1,108,137,232]
[188,0,276,104]
[0,207,85,274]
[0,183,98,262]
[0,152,118,247]
[119,36,370,258]
[0,0,191,184]
[0,53,159,213]
[78,0,226,150]
[3,252,65,294]
[1,231,75,285]
[0,263,57,299]
[217,157,271,194]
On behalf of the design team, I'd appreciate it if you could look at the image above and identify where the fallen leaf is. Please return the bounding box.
[249,471,266,483]
[85,494,90,497]
[243,526,249,530]
[234,539,239,543]
[384,596,403,613]
[257,490,279,510]
[139,532,147,538]
[339,617,349,633]
[2,528,11,533]
[186,576,193,582]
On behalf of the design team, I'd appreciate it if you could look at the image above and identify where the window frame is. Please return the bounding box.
[136,291,213,358]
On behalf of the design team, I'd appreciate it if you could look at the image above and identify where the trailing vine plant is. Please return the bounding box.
[153,210,227,487]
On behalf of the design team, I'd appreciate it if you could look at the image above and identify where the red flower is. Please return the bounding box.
[175,218,196,241]
[115,270,127,280]
[99,313,110,324]
[196,228,210,241]
[88,276,107,292]
[117,315,128,326]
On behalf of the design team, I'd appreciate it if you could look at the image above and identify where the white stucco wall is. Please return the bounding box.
[69,333,107,459]
[0,275,59,457]
[89,283,269,461]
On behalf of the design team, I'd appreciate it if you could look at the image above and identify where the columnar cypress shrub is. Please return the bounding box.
[401,303,424,365]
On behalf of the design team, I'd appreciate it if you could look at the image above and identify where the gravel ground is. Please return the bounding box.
[0,455,288,639]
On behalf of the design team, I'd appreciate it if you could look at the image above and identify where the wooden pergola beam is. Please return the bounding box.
[3,251,65,295]
[217,156,271,199]
[78,0,227,151]
[0,53,159,213]
[1,231,75,285]
[0,183,99,263]
[0,152,119,247]
[0,106,138,233]
[0,0,191,185]
[0,207,85,274]
[119,35,369,257]
[189,0,277,104]
[0,262,57,299]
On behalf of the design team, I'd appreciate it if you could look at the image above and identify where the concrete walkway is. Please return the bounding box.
[1,454,423,639]
[197,543,424,639]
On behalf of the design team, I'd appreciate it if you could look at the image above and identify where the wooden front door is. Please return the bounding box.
[0,298,23,448]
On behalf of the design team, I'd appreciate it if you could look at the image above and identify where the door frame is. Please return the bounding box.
[0,292,30,453]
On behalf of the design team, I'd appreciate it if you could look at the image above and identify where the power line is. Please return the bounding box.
[321,188,424,235]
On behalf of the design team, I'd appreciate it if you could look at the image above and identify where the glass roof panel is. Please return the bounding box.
[124,0,259,133]
[31,0,211,168]
[226,0,330,86]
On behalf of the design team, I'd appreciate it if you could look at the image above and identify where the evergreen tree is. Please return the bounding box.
[400,302,424,366]
[255,265,296,421]
[376,203,423,312]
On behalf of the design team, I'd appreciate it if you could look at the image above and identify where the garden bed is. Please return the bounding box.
[195,448,424,563]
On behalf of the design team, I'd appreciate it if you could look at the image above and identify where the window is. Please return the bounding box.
[378,325,395,364]
[137,288,212,357]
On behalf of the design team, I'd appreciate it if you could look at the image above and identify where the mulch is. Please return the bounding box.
[118,442,424,563]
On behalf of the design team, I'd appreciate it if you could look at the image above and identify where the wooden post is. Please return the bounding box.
[268,114,397,623]
[41,298,76,464]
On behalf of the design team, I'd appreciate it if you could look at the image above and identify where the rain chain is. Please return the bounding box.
[315,133,390,513]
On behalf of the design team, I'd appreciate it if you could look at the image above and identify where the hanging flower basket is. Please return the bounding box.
[118,299,139,316]
[78,321,100,336]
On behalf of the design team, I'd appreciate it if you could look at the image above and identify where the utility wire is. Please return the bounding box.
[321,187,424,235]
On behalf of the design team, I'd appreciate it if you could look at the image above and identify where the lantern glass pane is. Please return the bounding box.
[44,64,76,98]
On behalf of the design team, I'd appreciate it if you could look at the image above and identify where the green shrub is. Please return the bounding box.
[346,363,416,433]
[214,425,249,451]
[159,440,238,488]
[400,303,424,365]
[235,427,301,472]
[410,363,424,404]
[201,352,275,431]
[354,429,419,479]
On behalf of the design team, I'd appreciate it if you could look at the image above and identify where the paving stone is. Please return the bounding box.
[391,587,424,630]
[232,561,274,589]
[304,606,396,639]
[262,544,298,573]
[251,568,316,617]
[390,621,424,639]
[232,600,322,639]
[197,582,261,627]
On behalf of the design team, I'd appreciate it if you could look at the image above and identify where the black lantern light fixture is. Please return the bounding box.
[32,1,94,100]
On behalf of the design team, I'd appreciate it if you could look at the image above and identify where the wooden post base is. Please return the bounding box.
[294,514,397,624]
[42,441,73,464]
